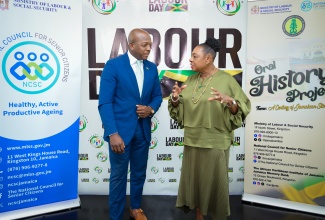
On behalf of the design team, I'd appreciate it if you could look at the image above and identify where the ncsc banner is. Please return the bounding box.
[0,1,81,219]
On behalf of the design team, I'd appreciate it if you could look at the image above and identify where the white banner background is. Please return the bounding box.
[244,0,325,215]
[79,0,248,195]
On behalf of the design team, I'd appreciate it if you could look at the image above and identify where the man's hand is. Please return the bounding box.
[109,133,125,154]
[136,105,152,118]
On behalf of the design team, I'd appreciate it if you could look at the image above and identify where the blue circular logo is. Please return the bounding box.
[2,41,60,94]
[301,1,312,12]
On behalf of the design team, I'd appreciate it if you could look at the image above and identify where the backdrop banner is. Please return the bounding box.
[0,1,81,219]
[79,0,248,195]
[244,0,325,215]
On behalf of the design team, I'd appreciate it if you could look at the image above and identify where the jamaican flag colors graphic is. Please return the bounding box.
[281,177,325,205]
[159,69,243,99]
[164,4,188,12]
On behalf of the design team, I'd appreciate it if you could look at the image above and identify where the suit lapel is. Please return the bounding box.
[121,54,141,98]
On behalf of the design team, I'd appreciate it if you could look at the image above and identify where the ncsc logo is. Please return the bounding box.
[2,41,60,94]
[301,1,312,12]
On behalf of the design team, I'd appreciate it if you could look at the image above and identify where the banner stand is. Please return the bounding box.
[0,197,80,220]
[242,193,325,216]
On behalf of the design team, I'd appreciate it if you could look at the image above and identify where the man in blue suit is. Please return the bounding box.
[98,29,162,220]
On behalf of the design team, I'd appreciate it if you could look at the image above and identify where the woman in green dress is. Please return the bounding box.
[168,37,251,220]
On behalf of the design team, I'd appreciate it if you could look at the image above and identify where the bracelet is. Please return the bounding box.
[170,93,180,103]
[227,99,236,107]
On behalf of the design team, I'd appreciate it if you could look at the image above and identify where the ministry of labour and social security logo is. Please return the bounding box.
[97,151,108,162]
[79,115,88,132]
[216,0,241,16]
[89,134,104,148]
[2,41,60,94]
[151,117,159,133]
[92,0,116,15]
[0,0,9,10]
[282,15,305,37]
[150,137,158,149]
[251,5,259,14]
[178,152,183,160]
[301,1,312,12]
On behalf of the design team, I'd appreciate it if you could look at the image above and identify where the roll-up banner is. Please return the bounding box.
[0,1,81,219]
[244,0,325,215]
[79,0,248,195]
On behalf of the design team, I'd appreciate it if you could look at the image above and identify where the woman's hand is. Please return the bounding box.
[170,82,187,106]
[209,87,238,114]
[171,82,187,99]
[209,87,231,104]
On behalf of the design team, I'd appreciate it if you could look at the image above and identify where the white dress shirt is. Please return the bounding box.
[128,52,144,97]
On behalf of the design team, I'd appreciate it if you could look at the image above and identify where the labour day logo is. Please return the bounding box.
[92,0,116,15]
[216,0,241,16]
[2,41,60,94]
[149,0,188,12]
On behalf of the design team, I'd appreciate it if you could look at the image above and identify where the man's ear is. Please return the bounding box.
[129,43,134,50]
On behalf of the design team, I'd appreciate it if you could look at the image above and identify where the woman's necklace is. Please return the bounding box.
[191,70,216,104]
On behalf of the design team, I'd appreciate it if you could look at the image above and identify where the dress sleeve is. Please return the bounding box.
[223,80,251,131]
[168,95,184,128]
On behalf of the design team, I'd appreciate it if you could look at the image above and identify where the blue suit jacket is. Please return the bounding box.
[98,53,162,145]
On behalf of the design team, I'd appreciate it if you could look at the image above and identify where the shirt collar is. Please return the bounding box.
[127,51,140,65]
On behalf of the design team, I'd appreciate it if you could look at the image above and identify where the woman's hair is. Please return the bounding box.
[199,37,221,60]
